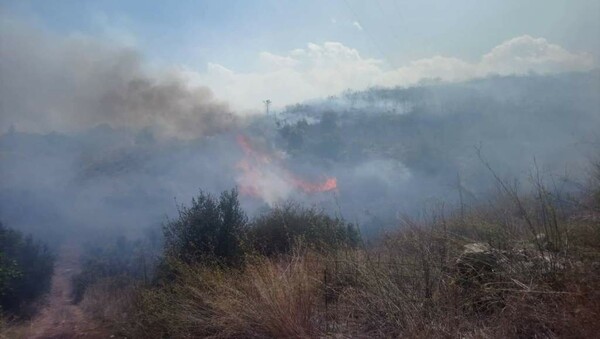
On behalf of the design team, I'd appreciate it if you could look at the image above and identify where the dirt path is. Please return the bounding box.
[23,244,110,339]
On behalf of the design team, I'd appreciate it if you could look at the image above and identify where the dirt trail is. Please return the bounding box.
[24,244,110,339]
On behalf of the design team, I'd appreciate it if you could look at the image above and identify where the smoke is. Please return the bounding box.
[2,70,599,242]
[0,15,598,243]
[0,15,236,139]
[235,134,337,205]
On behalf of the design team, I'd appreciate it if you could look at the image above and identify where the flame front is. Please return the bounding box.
[235,134,337,203]
[292,176,337,193]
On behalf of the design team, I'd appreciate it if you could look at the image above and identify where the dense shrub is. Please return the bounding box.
[0,221,54,316]
[81,183,600,338]
[249,202,361,256]
[80,167,600,338]
[163,188,248,266]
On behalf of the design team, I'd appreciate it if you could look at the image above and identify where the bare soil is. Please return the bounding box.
[23,244,111,339]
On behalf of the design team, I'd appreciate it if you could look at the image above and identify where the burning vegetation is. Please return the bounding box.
[1,2,600,337]
[235,134,337,204]
[39,164,600,338]
[1,61,599,339]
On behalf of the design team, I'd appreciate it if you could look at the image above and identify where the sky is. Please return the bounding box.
[1,0,599,112]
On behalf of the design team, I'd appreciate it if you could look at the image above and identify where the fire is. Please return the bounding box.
[292,176,338,193]
[235,134,337,203]
[236,135,271,164]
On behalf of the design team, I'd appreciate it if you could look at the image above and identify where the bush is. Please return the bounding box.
[0,221,54,317]
[163,188,248,267]
[74,156,600,337]
[80,187,600,338]
[249,202,360,256]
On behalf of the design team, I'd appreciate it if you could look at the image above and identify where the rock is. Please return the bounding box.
[454,242,510,312]
[455,242,506,288]
[457,240,566,285]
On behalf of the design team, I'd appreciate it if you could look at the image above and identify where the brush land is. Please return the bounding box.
[1,73,600,338]
[5,163,599,338]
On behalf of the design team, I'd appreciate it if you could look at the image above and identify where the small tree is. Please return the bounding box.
[163,188,248,266]
[0,221,54,316]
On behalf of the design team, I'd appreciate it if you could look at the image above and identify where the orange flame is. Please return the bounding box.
[292,176,338,193]
[235,134,337,201]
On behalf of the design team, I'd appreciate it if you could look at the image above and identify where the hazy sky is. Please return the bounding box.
[1,0,599,111]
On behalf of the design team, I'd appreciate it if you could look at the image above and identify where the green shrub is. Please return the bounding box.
[249,202,361,256]
[163,188,248,267]
[0,221,54,316]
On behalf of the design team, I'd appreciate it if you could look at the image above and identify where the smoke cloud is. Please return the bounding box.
[0,15,236,139]
[0,15,598,243]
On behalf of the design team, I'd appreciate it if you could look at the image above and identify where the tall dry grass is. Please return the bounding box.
[119,253,323,338]
[82,229,600,338]
[78,277,139,334]
[77,167,600,338]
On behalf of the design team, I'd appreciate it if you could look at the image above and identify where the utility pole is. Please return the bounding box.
[263,99,272,116]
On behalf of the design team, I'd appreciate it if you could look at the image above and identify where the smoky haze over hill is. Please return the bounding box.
[1,12,599,241]
[1,67,599,240]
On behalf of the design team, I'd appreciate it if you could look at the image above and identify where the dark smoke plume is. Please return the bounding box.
[0,15,236,139]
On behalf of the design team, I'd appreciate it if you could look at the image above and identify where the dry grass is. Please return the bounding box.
[82,220,600,338]
[102,254,323,338]
[204,255,321,338]
[0,317,29,339]
[78,277,139,335]
[83,232,600,338]
[78,173,600,338]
